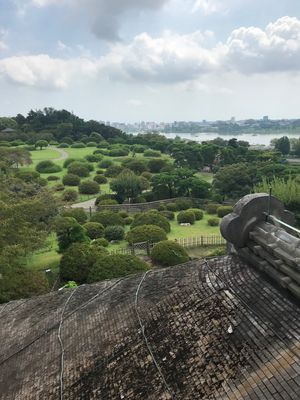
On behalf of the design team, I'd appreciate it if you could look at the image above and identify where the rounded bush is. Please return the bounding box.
[207,218,219,226]
[98,159,113,168]
[166,203,177,212]
[71,142,86,148]
[189,208,204,221]
[91,211,124,227]
[151,241,189,266]
[206,204,221,215]
[104,225,125,241]
[79,180,100,195]
[131,211,170,233]
[15,170,40,182]
[157,204,166,211]
[144,149,161,157]
[47,175,60,181]
[62,173,81,186]
[108,148,129,157]
[93,174,108,184]
[61,208,88,224]
[118,211,128,218]
[63,158,77,168]
[54,184,65,191]
[83,222,104,239]
[217,206,233,218]
[36,160,62,174]
[92,238,109,247]
[104,165,123,178]
[132,144,146,153]
[98,199,118,205]
[160,210,175,220]
[177,210,196,225]
[85,154,103,163]
[124,216,133,225]
[86,141,97,147]
[147,159,167,173]
[58,143,69,148]
[175,199,192,211]
[60,243,108,283]
[68,162,90,178]
[126,225,167,244]
[62,189,78,202]
[141,171,152,181]
[95,194,114,205]
[93,149,103,154]
[88,254,149,283]
[133,196,146,204]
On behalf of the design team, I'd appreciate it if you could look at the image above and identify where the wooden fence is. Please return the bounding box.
[109,235,226,255]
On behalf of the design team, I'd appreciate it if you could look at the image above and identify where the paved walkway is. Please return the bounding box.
[71,198,97,210]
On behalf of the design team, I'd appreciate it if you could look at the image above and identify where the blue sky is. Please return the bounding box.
[1,0,300,122]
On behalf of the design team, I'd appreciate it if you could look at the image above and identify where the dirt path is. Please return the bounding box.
[49,146,69,161]
[71,198,97,210]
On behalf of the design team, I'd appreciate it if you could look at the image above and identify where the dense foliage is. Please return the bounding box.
[131,211,171,233]
[126,225,167,244]
[151,240,189,266]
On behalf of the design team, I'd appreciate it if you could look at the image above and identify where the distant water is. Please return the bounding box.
[160,132,300,146]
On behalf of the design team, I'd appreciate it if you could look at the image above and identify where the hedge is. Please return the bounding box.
[131,211,171,233]
[206,204,221,215]
[88,254,149,283]
[36,160,62,174]
[83,222,105,239]
[126,225,167,244]
[177,210,196,225]
[151,241,189,266]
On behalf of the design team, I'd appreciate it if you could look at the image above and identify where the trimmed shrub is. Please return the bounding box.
[124,216,133,225]
[207,218,219,226]
[62,189,78,202]
[151,241,189,266]
[98,159,113,168]
[61,208,88,224]
[126,225,167,244]
[122,159,148,175]
[133,144,146,153]
[118,211,128,218]
[166,202,177,212]
[58,143,69,148]
[206,203,221,215]
[86,141,97,147]
[62,173,81,186]
[104,165,123,178]
[91,211,124,227]
[104,225,125,241]
[92,238,109,247]
[217,206,233,218]
[54,184,65,191]
[160,210,175,220]
[131,211,170,233]
[157,204,166,211]
[177,210,196,225]
[15,170,40,182]
[133,196,146,204]
[85,154,103,163]
[60,243,108,283]
[175,199,192,210]
[79,180,100,195]
[189,208,204,220]
[88,254,149,283]
[96,169,104,174]
[47,175,60,181]
[95,194,114,205]
[68,162,90,178]
[93,174,108,184]
[55,217,89,252]
[144,149,161,157]
[36,160,62,174]
[147,158,167,173]
[93,149,103,155]
[108,148,129,157]
[71,142,86,148]
[141,171,152,181]
[98,199,118,205]
[83,222,104,239]
[63,158,77,168]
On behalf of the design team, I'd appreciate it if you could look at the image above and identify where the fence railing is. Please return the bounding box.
[109,235,226,255]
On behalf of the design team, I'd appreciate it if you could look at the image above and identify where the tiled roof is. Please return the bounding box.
[1,256,300,399]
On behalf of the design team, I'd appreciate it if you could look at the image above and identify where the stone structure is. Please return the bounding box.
[221,193,300,299]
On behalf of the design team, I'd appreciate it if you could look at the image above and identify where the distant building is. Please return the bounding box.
[263,115,269,121]
[1,127,15,133]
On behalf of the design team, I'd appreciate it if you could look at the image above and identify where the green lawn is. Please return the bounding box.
[29,148,62,167]
[195,172,214,183]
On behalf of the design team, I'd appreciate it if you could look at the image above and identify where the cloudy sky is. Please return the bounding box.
[1,0,300,122]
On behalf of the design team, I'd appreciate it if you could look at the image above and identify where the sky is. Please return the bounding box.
[1,0,300,122]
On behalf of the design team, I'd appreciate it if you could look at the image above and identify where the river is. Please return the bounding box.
[160,132,300,146]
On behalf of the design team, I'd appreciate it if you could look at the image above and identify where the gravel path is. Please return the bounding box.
[71,198,97,210]
[49,146,69,161]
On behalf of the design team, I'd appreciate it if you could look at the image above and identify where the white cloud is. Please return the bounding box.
[0,54,99,89]
[2,16,300,90]
[128,98,143,106]
[226,16,300,73]
[192,0,223,15]
[31,0,60,7]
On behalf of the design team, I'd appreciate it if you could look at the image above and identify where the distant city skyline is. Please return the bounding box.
[1,1,300,120]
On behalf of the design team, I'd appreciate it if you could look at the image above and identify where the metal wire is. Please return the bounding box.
[57,287,79,400]
[134,270,176,400]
